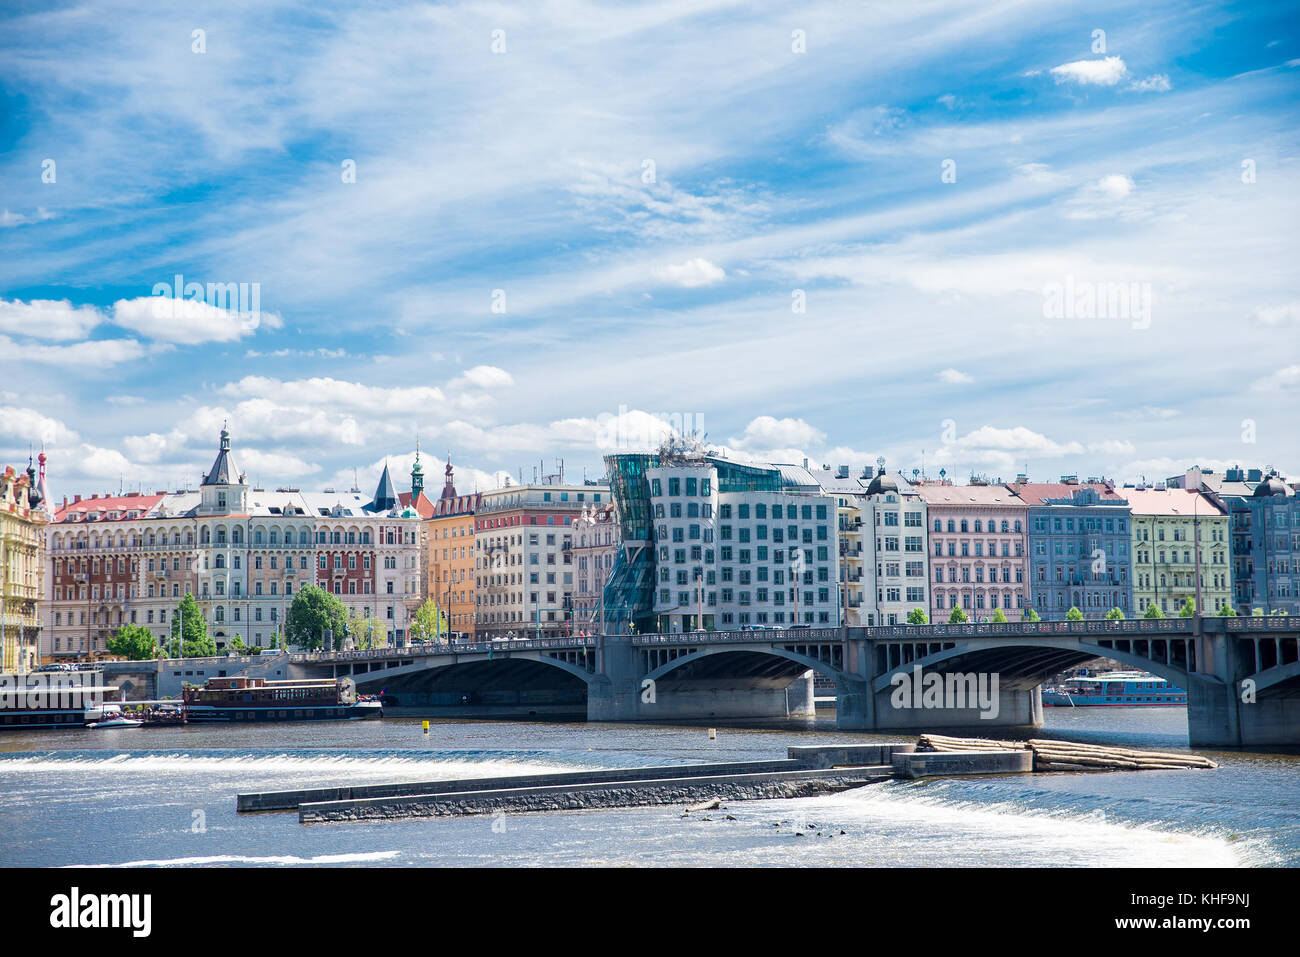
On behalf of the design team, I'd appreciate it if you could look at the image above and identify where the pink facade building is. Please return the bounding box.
[915,482,1030,621]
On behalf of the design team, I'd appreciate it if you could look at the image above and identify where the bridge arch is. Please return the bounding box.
[643,644,850,691]
[870,637,1194,695]
[1250,658,1300,696]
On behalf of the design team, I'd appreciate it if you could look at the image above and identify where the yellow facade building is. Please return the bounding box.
[1,462,47,672]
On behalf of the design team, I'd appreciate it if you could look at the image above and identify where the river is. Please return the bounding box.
[2,708,1296,867]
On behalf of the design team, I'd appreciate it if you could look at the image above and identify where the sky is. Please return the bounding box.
[1,0,1297,503]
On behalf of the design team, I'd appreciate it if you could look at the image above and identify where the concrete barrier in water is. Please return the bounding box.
[891,749,1032,779]
[297,765,897,823]
[786,743,915,768]
[238,758,809,812]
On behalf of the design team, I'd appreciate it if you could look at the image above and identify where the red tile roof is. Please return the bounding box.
[54,492,165,522]
[1011,482,1126,505]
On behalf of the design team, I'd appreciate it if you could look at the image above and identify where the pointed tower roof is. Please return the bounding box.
[411,440,425,498]
[441,451,458,501]
[203,426,242,486]
[370,459,400,512]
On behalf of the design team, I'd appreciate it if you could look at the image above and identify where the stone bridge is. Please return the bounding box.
[289,616,1300,747]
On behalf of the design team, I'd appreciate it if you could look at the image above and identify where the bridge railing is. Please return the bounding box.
[856,619,1200,640]
[290,636,596,664]
[630,628,841,646]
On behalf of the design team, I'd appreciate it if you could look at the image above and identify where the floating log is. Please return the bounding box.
[918,733,1217,772]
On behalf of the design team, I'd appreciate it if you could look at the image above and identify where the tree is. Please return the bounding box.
[947,606,968,624]
[411,598,449,641]
[990,607,1008,623]
[177,592,216,657]
[1021,607,1041,622]
[346,609,389,650]
[107,624,158,661]
[1177,598,1196,618]
[906,608,928,624]
[1066,606,1084,621]
[1216,604,1236,617]
[1104,607,1125,620]
[285,584,349,650]
[1144,603,1165,619]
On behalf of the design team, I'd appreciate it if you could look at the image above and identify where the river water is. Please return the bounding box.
[1,709,1296,867]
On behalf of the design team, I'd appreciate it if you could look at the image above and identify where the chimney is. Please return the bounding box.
[836,465,849,479]
[74,494,81,503]
[802,457,809,469]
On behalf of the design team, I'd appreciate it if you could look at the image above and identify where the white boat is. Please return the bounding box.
[89,714,144,729]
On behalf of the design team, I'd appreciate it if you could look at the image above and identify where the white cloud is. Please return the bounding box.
[112,296,282,345]
[653,258,725,288]
[1088,439,1137,456]
[1096,174,1135,199]
[449,365,515,390]
[0,335,149,366]
[0,208,55,228]
[238,448,320,479]
[1130,74,1172,93]
[730,416,826,450]
[0,406,79,446]
[218,376,444,415]
[1253,302,1300,326]
[937,368,974,384]
[1050,56,1129,87]
[0,298,103,341]
[1254,365,1300,392]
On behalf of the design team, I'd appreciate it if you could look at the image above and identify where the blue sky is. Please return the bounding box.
[1,0,1297,500]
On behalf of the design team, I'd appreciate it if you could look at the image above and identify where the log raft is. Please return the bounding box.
[917,733,1217,772]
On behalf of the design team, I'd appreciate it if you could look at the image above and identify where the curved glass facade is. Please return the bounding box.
[602,453,658,632]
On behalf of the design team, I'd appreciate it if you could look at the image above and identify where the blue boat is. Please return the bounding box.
[1042,670,1186,707]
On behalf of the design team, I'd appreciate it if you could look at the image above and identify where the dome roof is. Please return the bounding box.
[1253,474,1289,497]
[866,471,899,496]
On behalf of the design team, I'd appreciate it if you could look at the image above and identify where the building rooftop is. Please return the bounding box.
[1011,482,1127,506]
[915,485,1028,507]
[1121,487,1226,517]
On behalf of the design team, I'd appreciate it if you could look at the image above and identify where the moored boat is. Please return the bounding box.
[0,669,114,729]
[181,675,382,722]
[1042,670,1186,707]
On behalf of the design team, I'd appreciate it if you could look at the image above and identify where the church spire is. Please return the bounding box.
[371,458,399,512]
[411,437,424,498]
[441,451,458,501]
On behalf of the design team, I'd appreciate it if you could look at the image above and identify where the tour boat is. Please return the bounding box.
[0,670,113,729]
[1042,671,1186,707]
[181,675,383,722]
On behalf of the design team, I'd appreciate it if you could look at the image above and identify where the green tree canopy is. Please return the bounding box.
[346,609,388,650]
[947,605,969,624]
[107,623,158,661]
[990,607,1008,623]
[286,584,349,650]
[1177,598,1196,618]
[1144,603,1165,619]
[411,598,448,641]
[1022,607,1041,622]
[177,592,216,657]
[1216,604,1236,617]
[906,608,928,624]
[1066,606,1085,621]
[1104,607,1126,620]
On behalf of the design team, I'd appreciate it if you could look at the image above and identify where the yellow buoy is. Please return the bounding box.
[708,728,717,740]
[422,720,430,734]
